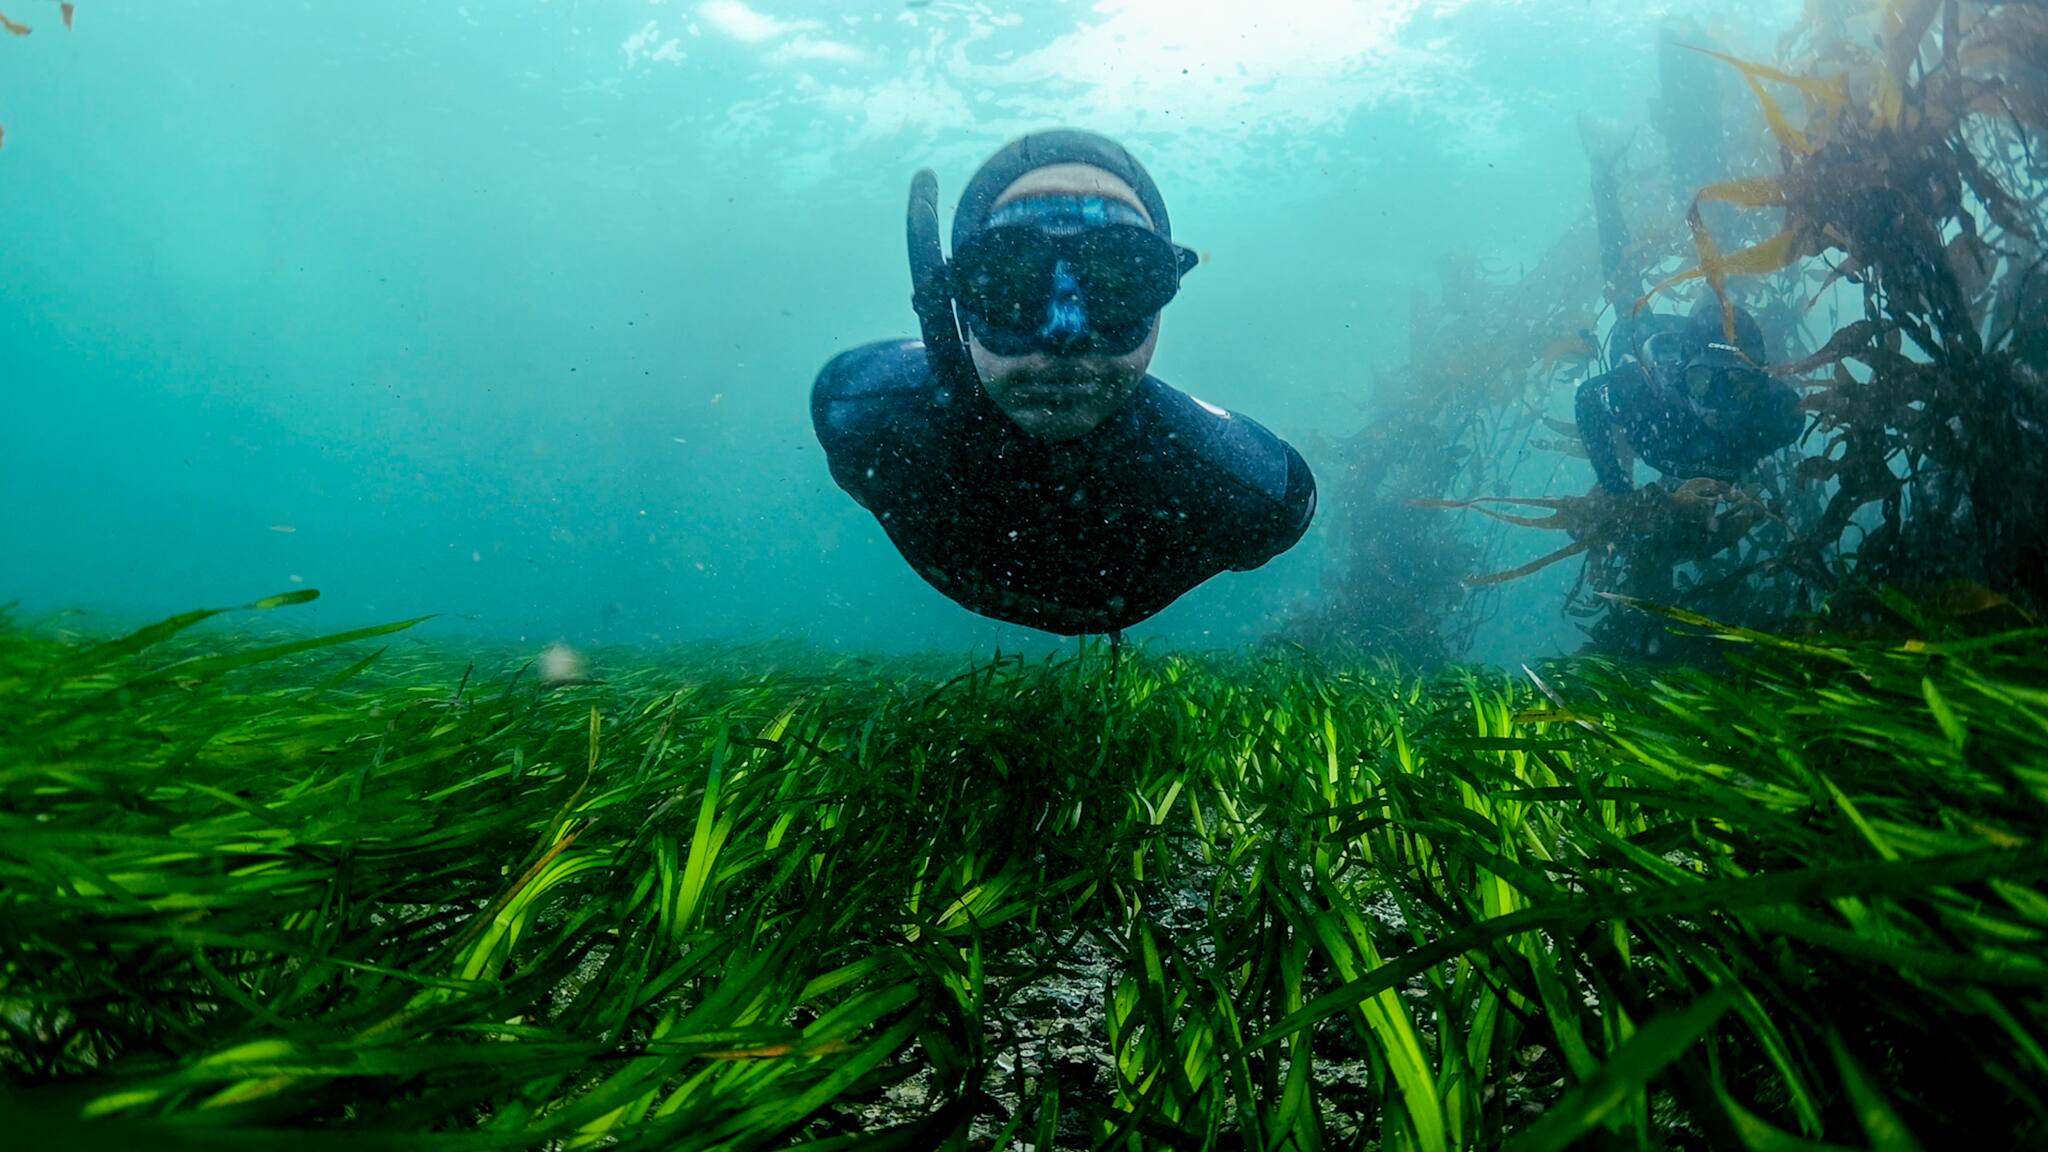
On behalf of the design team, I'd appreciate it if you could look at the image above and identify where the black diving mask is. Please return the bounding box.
[950,194,1198,357]
[1683,342,1769,407]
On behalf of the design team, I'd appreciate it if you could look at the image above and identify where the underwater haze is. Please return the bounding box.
[0,0,1801,661]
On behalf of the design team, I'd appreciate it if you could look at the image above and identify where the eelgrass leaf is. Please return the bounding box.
[1596,594,1859,664]
[1504,985,1739,1152]
[1827,1032,1926,1152]
[49,591,322,679]
[1711,1079,1865,1151]
[1243,842,2048,1053]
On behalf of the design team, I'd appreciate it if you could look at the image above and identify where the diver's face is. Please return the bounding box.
[967,164,1161,442]
[971,321,1159,441]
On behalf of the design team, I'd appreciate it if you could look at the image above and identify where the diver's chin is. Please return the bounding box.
[1001,380,1104,407]
[997,397,1111,441]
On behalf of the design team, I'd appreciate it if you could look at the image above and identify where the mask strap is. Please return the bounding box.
[1702,341,1761,369]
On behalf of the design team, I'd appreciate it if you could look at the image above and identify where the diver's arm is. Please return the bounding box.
[1226,443,1317,571]
[809,340,934,512]
[1576,374,1634,493]
[1146,385,1317,571]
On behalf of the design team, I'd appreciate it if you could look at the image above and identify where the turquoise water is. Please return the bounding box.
[0,1,1797,661]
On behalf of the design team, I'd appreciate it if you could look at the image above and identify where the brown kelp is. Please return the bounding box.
[1645,0,2048,617]
[0,2,77,150]
[1296,238,1617,661]
[1310,14,1790,657]
[1419,478,1777,589]
[1412,0,2048,656]
[1285,411,1484,665]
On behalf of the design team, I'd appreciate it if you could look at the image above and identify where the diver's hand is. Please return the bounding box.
[1587,480,1665,511]
[1583,481,1674,537]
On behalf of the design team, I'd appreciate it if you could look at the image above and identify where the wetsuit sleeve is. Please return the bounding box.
[1148,387,1316,572]
[810,340,933,512]
[1576,371,1633,493]
[1229,440,1317,571]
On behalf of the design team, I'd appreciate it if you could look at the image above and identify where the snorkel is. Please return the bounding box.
[907,168,974,388]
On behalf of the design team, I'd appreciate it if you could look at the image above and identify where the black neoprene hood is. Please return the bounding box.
[951,129,1174,250]
[1685,298,1769,365]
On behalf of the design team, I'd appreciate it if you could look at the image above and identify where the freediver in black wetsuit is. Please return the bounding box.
[1570,32,1805,496]
[1575,300,1804,494]
[810,130,1316,636]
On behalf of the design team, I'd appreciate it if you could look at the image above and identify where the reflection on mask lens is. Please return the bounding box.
[1685,364,1715,399]
[954,224,1181,339]
[1683,364,1770,407]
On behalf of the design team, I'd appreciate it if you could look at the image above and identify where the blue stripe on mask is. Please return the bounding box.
[1041,259,1088,340]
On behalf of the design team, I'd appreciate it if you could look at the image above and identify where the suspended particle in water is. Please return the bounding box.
[539,643,591,687]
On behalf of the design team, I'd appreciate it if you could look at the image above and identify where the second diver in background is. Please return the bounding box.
[1571,22,1805,496]
[1574,301,1804,494]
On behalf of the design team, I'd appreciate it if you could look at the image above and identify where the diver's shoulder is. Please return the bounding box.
[1142,378,1292,451]
[814,340,939,404]
[1140,379,1299,504]
[1579,364,1631,393]
[812,340,942,448]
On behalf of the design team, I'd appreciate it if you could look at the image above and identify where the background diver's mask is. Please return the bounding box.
[1681,341,1770,410]
[1640,330,1768,409]
[949,195,1199,357]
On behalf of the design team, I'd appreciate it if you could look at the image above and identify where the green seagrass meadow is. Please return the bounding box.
[3,593,2045,1149]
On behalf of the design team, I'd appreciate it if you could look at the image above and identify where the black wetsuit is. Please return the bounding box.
[812,339,1316,634]
[1575,335,1803,493]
